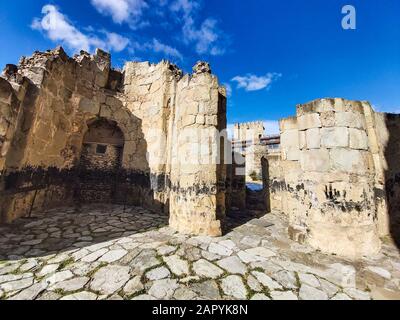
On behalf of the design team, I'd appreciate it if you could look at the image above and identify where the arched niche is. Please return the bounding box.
[80,118,125,171]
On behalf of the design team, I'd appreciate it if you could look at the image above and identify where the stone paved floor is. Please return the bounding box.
[1,205,400,300]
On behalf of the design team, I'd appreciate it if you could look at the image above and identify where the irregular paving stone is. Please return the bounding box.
[60,291,98,300]
[245,247,277,259]
[272,270,298,289]
[81,248,108,263]
[331,293,352,300]
[251,271,282,290]
[221,275,247,299]
[163,255,189,277]
[190,280,221,299]
[299,284,328,300]
[318,278,339,298]
[148,279,179,299]
[123,276,144,296]
[146,267,170,281]
[51,277,89,292]
[0,264,20,276]
[37,264,60,278]
[132,294,156,300]
[251,293,270,300]
[44,270,74,285]
[322,263,356,288]
[99,249,127,263]
[247,275,262,292]
[216,256,247,275]
[201,250,221,261]
[0,277,34,292]
[90,265,130,295]
[37,291,61,300]
[8,282,48,300]
[218,240,236,250]
[270,290,298,300]
[299,273,320,288]
[193,259,224,279]
[130,250,160,272]
[240,236,261,247]
[173,287,198,300]
[19,260,40,273]
[157,245,177,256]
[208,243,233,256]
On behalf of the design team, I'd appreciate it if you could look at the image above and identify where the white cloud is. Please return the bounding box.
[150,39,183,60]
[130,38,183,60]
[171,0,226,56]
[90,0,148,28]
[231,73,282,92]
[31,5,130,53]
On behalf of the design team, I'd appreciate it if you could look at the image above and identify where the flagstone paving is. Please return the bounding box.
[0,204,400,300]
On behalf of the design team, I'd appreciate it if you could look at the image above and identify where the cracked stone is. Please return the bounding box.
[251,271,282,290]
[37,264,59,277]
[221,275,247,299]
[123,276,144,296]
[99,249,127,263]
[60,291,98,300]
[208,243,233,256]
[81,248,108,263]
[193,259,224,279]
[190,280,221,299]
[298,273,320,288]
[44,270,74,285]
[251,293,270,300]
[331,293,352,300]
[163,255,189,277]
[51,277,89,292]
[8,282,48,300]
[0,277,34,292]
[270,290,298,300]
[148,279,178,299]
[146,267,170,281]
[299,284,328,300]
[90,265,130,295]
[216,256,247,275]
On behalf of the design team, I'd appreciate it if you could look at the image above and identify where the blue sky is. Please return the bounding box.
[0,0,399,134]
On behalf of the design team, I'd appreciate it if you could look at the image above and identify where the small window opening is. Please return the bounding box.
[96,144,107,154]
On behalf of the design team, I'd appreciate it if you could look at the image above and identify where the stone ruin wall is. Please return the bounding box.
[0,47,227,237]
[233,121,264,142]
[266,98,400,259]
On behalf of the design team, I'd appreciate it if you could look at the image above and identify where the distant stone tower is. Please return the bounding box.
[233,121,265,142]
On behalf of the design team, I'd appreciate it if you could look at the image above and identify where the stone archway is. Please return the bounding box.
[77,118,125,203]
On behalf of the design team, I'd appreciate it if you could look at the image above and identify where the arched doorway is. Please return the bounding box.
[77,118,125,203]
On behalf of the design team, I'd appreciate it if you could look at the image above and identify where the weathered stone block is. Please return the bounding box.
[321,127,349,148]
[320,111,335,127]
[300,149,330,172]
[279,117,298,131]
[305,128,321,149]
[349,128,369,150]
[298,131,306,150]
[298,113,321,130]
[281,129,299,148]
[335,112,366,129]
[79,97,99,114]
[330,149,368,173]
